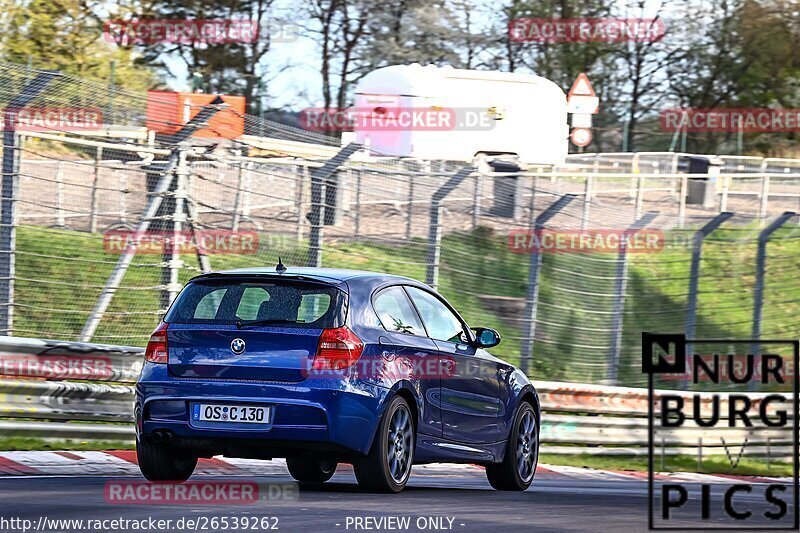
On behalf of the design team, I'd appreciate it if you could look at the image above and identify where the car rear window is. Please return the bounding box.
[164,278,347,328]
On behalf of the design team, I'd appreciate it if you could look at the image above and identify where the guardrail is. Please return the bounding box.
[0,337,792,462]
[536,381,793,459]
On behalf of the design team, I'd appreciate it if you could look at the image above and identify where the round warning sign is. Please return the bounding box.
[570,127,593,147]
[569,128,592,146]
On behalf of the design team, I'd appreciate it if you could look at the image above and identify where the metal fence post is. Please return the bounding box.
[118,169,128,225]
[630,153,640,200]
[581,175,593,231]
[685,212,734,340]
[166,148,189,305]
[80,98,227,341]
[607,211,659,384]
[677,175,688,229]
[719,174,730,213]
[89,146,102,232]
[634,175,645,220]
[296,165,307,242]
[182,167,210,275]
[241,162,252,220]
[0,70,57,335]
[472,173,482,229]
[353,168,362,239]
[55,161,65,227]
[307,143,362,267]
[231,154,243,231]
[519,194,576,375]
[750,211,796,366]
[426,167,475,290]
[684,212,734,387]
[406,174,415,240]
[758,174,770,222]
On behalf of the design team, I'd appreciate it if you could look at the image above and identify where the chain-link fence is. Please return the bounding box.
[2,62,800,387]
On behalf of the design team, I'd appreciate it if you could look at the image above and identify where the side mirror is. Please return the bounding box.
[472,327,501,348]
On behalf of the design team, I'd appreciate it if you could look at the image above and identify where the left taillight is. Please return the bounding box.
[145,323,169,364]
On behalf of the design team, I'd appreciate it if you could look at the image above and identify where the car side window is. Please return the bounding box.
[405,286,466,344]
[373,286,425,336]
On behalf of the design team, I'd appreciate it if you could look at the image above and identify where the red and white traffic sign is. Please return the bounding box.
[567,73,599,114]
[570,127,593,147]
[571,113,592,128]
[569,73,595,97]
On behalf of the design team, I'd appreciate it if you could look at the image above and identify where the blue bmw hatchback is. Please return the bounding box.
[136,265,540,492]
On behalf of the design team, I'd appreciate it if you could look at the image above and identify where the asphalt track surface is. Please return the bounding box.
[1,466,792,533]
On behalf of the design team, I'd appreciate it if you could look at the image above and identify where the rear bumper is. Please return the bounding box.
[136,363,388,455]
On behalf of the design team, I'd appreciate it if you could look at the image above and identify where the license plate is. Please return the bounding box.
[192,403,270,424]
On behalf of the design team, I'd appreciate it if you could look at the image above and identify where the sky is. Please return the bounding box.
[162,0,325,110]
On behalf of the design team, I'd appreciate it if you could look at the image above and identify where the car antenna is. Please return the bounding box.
[276,257,287,275]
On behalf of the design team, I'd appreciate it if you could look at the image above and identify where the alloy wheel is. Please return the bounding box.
[516,409,538,483]
[386,405,413,483]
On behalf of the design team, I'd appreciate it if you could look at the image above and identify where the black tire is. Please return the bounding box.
[286,458,337,484]
[136,437,197,482]
[486,401,538,491]
[354,396,415,493]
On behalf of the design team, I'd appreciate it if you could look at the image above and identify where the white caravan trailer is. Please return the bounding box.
[353,64,568,165]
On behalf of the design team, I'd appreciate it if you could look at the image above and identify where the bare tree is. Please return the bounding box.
[612,0,683,150]
[304,0,369,110]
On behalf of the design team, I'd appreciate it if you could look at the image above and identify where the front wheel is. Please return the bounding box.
[286,458,337,484]
[486,402,538,491]
[354,396,415,493]
[136,437,197,482]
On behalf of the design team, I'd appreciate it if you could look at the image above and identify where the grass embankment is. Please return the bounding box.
[0,437,133,451]
[13,224,800,378]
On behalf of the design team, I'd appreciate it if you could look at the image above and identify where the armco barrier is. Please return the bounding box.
[536,380,794,459]
[0,337,793,462]
[0,336,138,436]
[0,336,142,382]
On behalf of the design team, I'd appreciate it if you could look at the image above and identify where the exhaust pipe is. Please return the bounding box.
[150,430,174,444]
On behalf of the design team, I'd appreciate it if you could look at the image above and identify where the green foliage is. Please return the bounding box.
[117,0,275,113]
[0,0,157,92]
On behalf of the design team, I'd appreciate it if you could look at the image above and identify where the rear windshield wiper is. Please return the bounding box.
[235,319,305,329]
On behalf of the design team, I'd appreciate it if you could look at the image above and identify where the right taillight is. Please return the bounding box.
[145,323,169,364]
[312,326,364,370]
